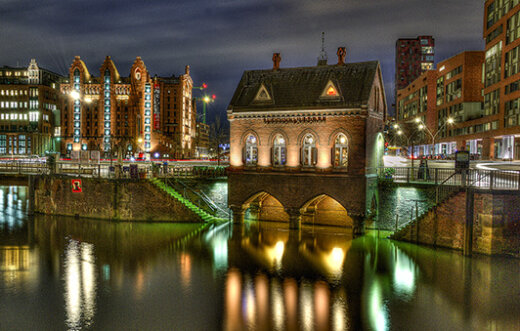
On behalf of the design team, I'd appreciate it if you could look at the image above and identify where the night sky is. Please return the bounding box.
[0,0,484,122]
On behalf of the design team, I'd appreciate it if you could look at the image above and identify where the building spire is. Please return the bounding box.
[317,32,328,66]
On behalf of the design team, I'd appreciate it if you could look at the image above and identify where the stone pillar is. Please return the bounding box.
[248,202,261,220]
[316,144,332,170]
[458,140,467,151]
[285,208,301,230]
[230,205,246,224]
[286,145,300,168]
[482,137,493,160]
[257,144,271,168]
[352,215,365,236]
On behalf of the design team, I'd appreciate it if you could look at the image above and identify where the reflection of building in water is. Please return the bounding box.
[227,49,386,232]
[224,224,353,330]
[0,186,29,232]
[230,223,351,279]
[0,246,30,271]
[64,240,97,330]
[223,269,348,331]
[0,245,38,293]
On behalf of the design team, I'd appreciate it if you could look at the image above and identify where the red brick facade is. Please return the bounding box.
[396,51,487,158]
[60,56,195,159]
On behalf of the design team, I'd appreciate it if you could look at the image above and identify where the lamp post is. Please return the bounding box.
[201,95,216,125]
[193,83,216,125]
[414,117,455,157]
[394,124,422,180]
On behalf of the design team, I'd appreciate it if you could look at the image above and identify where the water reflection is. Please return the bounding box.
[0,184,519,330]
[64,240,96,329]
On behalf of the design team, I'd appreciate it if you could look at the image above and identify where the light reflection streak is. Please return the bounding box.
[300,281,314,331]
[224,269,242,331]
[368,281,388,331]
[180,253,191,289]
[271,279,284,330]
[284,278,298,330]
[314,282,330,331]
[393,248,416,298]
[332,296,347,331]
[255,274,268,329]
[64,240,97,330]
[243,276,256,327]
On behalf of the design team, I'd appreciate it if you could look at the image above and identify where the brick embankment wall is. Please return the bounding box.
[393,190,520,257]
[33,176,202,222]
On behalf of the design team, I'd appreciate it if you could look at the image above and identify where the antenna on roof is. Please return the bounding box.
[317,32,328,66]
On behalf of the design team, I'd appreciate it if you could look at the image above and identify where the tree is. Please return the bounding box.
[209,116,228,166]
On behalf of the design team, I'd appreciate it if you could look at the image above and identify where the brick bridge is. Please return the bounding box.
[228,171,379,234]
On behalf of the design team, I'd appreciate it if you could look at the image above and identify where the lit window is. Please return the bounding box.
[321,81,340,98]
[244,134,258,165]
[301,133,317,166]
[334,133,348,168]
[272,134,286,166]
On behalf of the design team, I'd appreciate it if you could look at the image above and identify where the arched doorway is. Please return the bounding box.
[242,192,289,222]
[301,195,352,227]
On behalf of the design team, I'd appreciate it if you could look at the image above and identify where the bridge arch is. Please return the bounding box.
[300,194,353,227]
[242,191,289,222]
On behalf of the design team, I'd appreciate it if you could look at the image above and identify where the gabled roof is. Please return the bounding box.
[228,61,379,112]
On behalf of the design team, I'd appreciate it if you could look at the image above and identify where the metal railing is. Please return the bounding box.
[0,160,228,179]
[378,167,520,191]
[163,177,230,218]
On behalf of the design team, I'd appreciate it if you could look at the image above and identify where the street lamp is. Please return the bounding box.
[70,91,80,100]
[193,83,216,125]
[200,94,215,125]
[414,117,455,157]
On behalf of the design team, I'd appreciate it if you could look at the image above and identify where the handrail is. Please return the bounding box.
[164,177,230,218]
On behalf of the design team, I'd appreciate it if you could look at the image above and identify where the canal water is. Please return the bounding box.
[1,185,519,330]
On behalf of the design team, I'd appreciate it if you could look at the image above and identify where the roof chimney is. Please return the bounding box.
[337,47,346,65]
[272,53,281,70]
[185,65,190,75]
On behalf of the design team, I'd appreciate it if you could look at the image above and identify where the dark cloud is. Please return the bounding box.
[0,0,484,118]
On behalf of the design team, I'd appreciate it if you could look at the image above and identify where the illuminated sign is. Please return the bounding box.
[71,179,82,193]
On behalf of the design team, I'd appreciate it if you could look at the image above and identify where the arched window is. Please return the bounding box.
[301,133,317,166]
[244,134,258,165]
[272,134,286,166]
[333,133,348,167]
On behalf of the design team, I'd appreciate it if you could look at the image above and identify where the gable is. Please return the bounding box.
[253,84,272,103]
[320,80,340,98]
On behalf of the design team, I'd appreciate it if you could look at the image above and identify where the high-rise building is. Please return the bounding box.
[483,0,520,159]
[396,51,485,157]
[395,36,435,94]
[59,56,196,159]
[0,59,63,156]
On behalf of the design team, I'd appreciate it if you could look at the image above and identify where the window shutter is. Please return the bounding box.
[331,147,335,167]
[312,147,317,165]
[300,147,303,166]
[242,146,246,164]
[270,147,273,165]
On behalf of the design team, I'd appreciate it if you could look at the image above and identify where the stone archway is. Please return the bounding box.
[300,194,353,227]
[242,191,289,223]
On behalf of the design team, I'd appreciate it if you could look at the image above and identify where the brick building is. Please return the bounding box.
[395,36,435,97]
[60,56,195,159]
[195,122,210,158]
[0,59,63,156]
[227,49,386,231]
[483,0,520,159]
[396,51,486,157]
